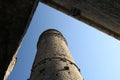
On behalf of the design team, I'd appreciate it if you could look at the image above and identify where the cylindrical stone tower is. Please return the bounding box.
[30,29,83,80]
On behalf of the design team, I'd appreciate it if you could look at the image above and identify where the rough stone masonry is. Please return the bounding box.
[29,29,83,80]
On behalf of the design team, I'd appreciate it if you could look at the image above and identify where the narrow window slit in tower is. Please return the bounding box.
[64,66,69,70]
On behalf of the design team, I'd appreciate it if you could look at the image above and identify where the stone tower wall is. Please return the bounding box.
[30,29,83,80]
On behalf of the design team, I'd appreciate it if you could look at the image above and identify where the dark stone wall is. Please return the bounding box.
[0,0,39,79]
[40,0,120,40]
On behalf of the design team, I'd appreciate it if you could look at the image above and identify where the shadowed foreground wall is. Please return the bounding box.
[40,0,120,40]
[30,29,83,80]
[0,0,39,79]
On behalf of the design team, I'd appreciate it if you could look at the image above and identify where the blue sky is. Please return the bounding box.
[8,2,120,80]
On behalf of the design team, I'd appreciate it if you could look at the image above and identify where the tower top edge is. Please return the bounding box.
[37,29,68,48]
[41,29,61,35]
[42,29,60,32]
[40,29,62,37]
